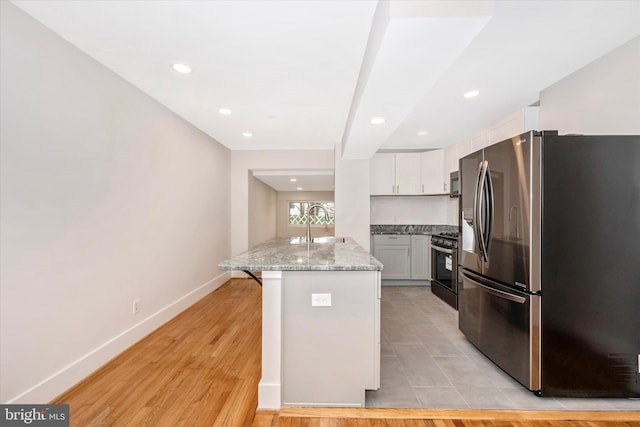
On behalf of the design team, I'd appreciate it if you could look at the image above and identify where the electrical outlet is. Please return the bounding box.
[132,299,141,315]
[311,293,331,307]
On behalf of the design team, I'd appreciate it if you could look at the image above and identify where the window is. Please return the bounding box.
[289,202,335,226]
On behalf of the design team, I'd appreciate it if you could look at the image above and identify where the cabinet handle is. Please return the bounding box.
[397,185,400,193]
[422,184,424,193]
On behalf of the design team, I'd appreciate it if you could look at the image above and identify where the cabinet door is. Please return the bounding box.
[395,153,422,195]
[420,149,446,194]
[471,130,489,153]
[373,235,411,280]
[370,153,395,195]
[487,107,539,148]
[489,112,523,146]
[375,245,411,279]
[445,145,458,175]
[410,235,430,280]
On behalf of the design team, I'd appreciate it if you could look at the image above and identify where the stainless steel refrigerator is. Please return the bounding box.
[458,130,640,397]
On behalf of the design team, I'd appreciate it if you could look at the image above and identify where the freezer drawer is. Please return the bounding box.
[459,269,540,391]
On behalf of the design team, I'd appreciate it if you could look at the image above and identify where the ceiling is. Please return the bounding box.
[10,0,640,190]
[252,169,334,192]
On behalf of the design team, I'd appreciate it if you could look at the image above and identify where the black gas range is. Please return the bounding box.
[430,231,459,309]
[431,232,459,249]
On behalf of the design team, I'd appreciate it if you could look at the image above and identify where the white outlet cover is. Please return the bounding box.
[311,293,331,307]
[132,298,141,314]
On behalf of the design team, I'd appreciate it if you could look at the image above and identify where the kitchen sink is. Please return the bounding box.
[289,236,346,245]
[311,236,346,244]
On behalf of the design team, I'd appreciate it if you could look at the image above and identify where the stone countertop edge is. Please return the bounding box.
[218,236,383,272]
[370,224,458,235]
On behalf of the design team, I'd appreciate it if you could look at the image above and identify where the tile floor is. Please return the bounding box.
[365,285,640,411]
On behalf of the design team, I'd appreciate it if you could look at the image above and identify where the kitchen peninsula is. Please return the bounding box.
[218,237,383,409]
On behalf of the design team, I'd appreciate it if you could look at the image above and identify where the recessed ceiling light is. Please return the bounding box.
[219,108,232,115]
[297,187,303,191]
[370,117,386,125]
[172,63,192,74]
[464,90,480,98]
[242,132,253,138]
[290,178,297,182]
[417,130,428,136]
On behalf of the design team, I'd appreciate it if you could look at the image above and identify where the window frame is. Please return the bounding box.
[288,201,335,227]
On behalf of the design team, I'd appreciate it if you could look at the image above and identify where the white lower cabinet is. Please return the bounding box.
[410,235,430,280]
[372,235,411,280]
[373,234,430,281]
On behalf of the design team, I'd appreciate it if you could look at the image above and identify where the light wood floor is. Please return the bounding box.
[52,279,640,426]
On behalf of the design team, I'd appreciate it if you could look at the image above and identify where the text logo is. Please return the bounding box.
[1,405,69,426]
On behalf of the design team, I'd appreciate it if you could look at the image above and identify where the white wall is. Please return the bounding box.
[370,197,449,225]
[0,3,231,403]
[230,150,334,259]
[540,36,640,134]
[276,191,334,238]
[248,175,277,247]
[445,198,459,226]
[334,144,371,249]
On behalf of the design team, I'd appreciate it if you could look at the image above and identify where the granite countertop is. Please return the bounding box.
[370,224,458,235]
[218,237,383,271]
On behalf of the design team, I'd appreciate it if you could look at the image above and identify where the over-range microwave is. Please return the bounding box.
[450,171,460,197]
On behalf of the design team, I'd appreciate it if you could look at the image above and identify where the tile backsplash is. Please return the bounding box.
[370,195,458,226]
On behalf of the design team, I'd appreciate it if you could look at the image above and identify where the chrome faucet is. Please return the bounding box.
[306,203,329,243]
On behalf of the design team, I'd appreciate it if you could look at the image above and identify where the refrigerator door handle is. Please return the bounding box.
[484,162,495,255]
[461,270,526,304]
[472,162,482,256]
[476,161,489,262]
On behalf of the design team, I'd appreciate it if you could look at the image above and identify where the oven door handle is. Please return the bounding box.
[461,270,526,304]
[430,244,454,255]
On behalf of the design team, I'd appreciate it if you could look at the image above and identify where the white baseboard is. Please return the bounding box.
[8,271,231,404]
[231,270,251,278]
[258,381,282,410]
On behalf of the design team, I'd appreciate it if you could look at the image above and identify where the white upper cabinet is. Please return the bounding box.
[370,153,421,195]
[470,130,489,153]
[445,144,458,175]
[395,153,422,195]
[489,106,539,146]
[443,106,540,176]
[456,138,473,160]
[420,149,446,195]
[370,153,396,195]
[370,151,447,195]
